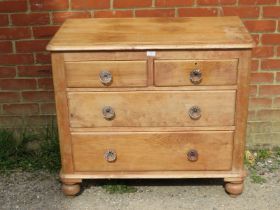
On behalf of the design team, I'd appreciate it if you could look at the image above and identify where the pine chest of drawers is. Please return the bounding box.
[47,17,254,197]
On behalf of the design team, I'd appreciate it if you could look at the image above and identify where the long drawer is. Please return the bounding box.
[68,90,236,128]
[72,131,234,172]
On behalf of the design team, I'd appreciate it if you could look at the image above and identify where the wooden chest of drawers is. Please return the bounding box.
[47,17,254,197]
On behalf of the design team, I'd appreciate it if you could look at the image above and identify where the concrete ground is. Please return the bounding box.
[0,169,280,210]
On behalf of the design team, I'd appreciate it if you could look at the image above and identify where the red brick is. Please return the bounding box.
[0,0,27,12]
[0,116,23,128]
[261,59,280,70]
[259,85,280,96]
[72,0,110,9]
[0,14,9,26]
[94,10,133,18]
[52,12,91,24]
[256,109,280,121]
[239,0,276,4]
[114,0,152,8]
[247,110,256,120]
[252,46,274,58]
[178,8,218,17]
[11,13,49,26]
[250,97,272,108]
[197,0,236,5]
[22,91,54,102]
[250,85,257,96]
[0,41,13,53]
[30,0,68,11]
[40,103,56,114]
[263,6,280,18]
[136,9,175,17]
[216,0,236,3]
[0,66,16,78]
[0,79,36,90]
[3,104,39,115]
[222,7,259,18]
[0,92,20,103]
[155,0,193,7]
[276,72,280,82]
[262,34,280,45]
[16,40,49,53]
[274,97,280,108]
[251,34,259,45]
[0,28,31,40]
[251,72,274,83]
[33,26,59,38]
[0,54,33,65]
[17,65,52,77]
[251,59,259,72]
[197,0,218,4]
[244,20,276,32]
[35,53,51,64]
[277,46,280,56]
[38,78,53,90]
[24,115,54,126]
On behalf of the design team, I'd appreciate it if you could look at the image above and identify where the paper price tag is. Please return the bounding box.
[147,51,156,57]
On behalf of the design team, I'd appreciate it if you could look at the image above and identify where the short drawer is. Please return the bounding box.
[154,60,238,86]
[72,131,233,172]
[65,60,147,87]
[68,90,236,127]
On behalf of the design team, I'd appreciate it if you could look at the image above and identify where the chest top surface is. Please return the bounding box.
[47,17,254,51]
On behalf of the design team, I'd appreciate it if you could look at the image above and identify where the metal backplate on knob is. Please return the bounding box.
[189,106,201,120]
[187,149,198,162]
[102,106,115,120]
[99,70,112,85]
[190,69,202,84]
[104,150,117,162]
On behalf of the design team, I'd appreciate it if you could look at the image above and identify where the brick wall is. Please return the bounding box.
[0,0,279,147]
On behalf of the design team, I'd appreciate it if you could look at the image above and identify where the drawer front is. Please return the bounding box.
[68,91,236,127]
[65,60,147,87]
[72,131,233,172]
[154,60,238,86]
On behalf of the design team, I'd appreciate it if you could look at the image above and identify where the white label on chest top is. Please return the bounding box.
[147,51,156,57]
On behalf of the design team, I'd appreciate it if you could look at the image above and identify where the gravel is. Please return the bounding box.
[0,170,280,210]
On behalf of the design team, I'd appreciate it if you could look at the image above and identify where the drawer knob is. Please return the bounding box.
[99,70,112,85]
[187,149,198,162]
[102,106,115,120]
[104,150,117,162]
[189,106,201,120]
[190,69,202,84]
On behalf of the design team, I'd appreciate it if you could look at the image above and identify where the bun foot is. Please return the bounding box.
[62,183,81,196]
[225,181,244,197]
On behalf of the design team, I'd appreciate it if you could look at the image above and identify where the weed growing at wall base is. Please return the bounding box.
[0,124,60,173]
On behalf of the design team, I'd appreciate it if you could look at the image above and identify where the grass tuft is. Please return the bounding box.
[99,180,137,194]
[256,149,271,160]
[250,171,266,184]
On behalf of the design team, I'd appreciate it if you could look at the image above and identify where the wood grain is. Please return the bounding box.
[51,53,74,173]
[68,90,236,128]
[65,60,148,87]
[154,59,238,86]
[70,126,236,132]
[66,86,237,92]
[47,17,254,51]
[63,50,241,62]
[71,131,233,172]
[232,50,252,172]
[60,170,246,179]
